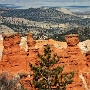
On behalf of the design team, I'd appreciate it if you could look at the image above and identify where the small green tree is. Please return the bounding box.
[30,44,74,90]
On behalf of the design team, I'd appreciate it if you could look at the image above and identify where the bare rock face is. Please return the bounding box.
[1,34,27,73]
[0,33,90,90]
[61,34,90,90]
[26,33,38,71]
[27,33,36,50]
[65,34,79,46]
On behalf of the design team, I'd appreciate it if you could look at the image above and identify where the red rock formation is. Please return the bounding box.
[0,33,90,90]
[1,34,27,74]
[26,33,38,71]
[65,34,79,46]
[60,34,89,90]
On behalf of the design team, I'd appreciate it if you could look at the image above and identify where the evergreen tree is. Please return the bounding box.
[30,44,74,90]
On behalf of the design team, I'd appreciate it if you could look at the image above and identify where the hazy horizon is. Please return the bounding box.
[0,0,90,12]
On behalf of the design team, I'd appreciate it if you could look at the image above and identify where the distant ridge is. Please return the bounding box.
[66,6,90,8]
[0,4,21,9]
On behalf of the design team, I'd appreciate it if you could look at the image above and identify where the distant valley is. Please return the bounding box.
[0,7,90,41]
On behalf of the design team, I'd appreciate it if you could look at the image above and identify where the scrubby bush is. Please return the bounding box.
[0,72,26,90]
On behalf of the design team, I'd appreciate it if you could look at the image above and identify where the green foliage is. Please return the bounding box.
[1,7,90,41]
[30,45,74,90]
[21,84,27,90]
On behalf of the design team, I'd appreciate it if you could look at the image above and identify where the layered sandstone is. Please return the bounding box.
[1,34,27,74]
[0,33,90,90]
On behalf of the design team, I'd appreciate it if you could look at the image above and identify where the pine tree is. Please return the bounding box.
[30,44,74,90]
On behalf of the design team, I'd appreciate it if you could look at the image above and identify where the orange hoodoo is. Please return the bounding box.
[0,33,90,90]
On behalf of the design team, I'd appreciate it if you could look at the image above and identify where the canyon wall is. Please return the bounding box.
[0,33,90,90]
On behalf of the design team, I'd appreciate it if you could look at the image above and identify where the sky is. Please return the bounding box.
[0,0,90,12]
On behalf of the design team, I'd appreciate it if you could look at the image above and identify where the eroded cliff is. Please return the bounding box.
[0,33,90,90]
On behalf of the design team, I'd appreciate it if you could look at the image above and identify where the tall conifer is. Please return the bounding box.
[30,44,74,90]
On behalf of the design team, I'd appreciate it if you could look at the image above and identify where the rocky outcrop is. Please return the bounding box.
[65,34,79,46]
[61,34,87,90]
[26,33,38,72]
[0,33,90,90]
[1,34,27,74]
